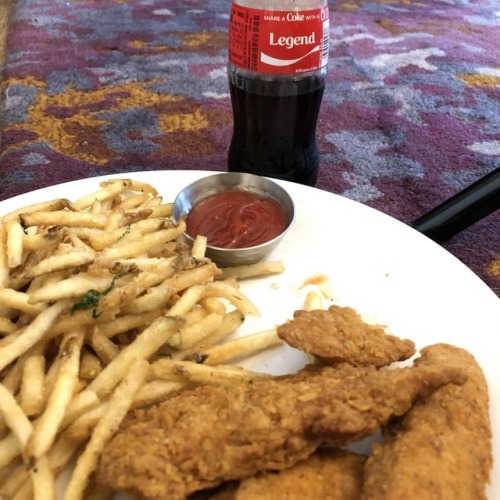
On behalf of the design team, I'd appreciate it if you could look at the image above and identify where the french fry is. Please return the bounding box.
[98,264,175,312]
[170,310,246,362]
[67,233,96,253]
[48,307,119,339]
[28,273,120,304]
[218,260,286,281]
[88,218,166,251]
[89,199,104,214]
[172,262,222,292]
[191,234,208,260]
[22,225,66,252]
[303,290,323,311]
[117,207,161,227]
[110,255,177,274]
[4,215,25,268]
[90,330,119,364]
[79,350,103,380]
[25,329,84,461]
[0,460,30,498]
[188,309,245,353]
[101,178,158,196]
[0,222,9,287]
[63,359,148,500]
[0,433,22,469]
[168,312,223,350]
[145,203,173,218]
[121,278,174,314]
[167,281,259,317]
[0,384,33,449]
[1,356,25,394]
[76,315,182,401]
[0,329,20,349]
[3,198,72,218]
[151,358,270,386]
[27,269,68,292]
[0,316,16,335]
[104,209,132,233]
[200,296,226,315]
[0,288,44,315]
[114,192,151,210]
[0,301,68,372]
[201,329,283,366]
[48,435,83,474]
[30,455,56,500]
[42,355,61,407]
[132,380,185,409]
[219,309,245,332]
[96,222,186,263]
[63,402,109,442]
[2,432,82,499]
[24,248,95,278]
[181,306,209,327]
[60,390,100,431]
[0,459,22,491]
[20,211,108,229]
[22,233,61,253]
[92,310,162,338]
[19,343,47,417]
[142,195,162,207]
[73,179,133,211]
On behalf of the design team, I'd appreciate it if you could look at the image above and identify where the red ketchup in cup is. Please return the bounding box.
[185,191,287,249]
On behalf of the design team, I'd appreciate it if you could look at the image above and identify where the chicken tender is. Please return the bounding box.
[97,361,466,500]
[277,306,415,367]
[361,343,492,500]
[211,448,367,500]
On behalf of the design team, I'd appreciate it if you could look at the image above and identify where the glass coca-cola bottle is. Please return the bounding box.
[227,0,330,186]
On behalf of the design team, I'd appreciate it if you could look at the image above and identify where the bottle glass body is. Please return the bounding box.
[227,0,329,186]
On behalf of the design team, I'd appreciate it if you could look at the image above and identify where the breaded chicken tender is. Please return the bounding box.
[97,361,466,500]
[361,344,492,500]
[277,306,415,367]
[211,448,367,500]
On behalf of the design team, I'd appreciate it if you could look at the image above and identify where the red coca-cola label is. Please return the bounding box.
[229,4,329,75]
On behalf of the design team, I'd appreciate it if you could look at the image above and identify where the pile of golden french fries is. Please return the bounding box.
[0,179,288,499]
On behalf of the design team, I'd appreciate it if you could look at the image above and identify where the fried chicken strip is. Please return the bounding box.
[210,448,367,500]
[277,306,415,367]
[362,344,492,499]
[97,361,466,499]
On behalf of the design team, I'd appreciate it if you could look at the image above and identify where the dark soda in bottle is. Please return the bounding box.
[227,0,330,186]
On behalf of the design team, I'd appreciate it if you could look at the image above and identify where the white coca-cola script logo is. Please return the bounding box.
[269,32,316,49]
[262,32,320,67]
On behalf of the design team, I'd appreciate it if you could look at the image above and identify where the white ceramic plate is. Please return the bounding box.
[1,170,498,498]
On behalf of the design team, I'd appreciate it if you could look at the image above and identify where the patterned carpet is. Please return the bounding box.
[0,0,498,293]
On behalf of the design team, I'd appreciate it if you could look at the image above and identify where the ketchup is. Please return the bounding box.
[185,190,287,249]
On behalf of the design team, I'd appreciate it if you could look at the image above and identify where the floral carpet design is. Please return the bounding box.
[0,0,498,292]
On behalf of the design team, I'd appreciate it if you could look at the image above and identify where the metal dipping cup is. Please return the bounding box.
[173,173,295,267]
